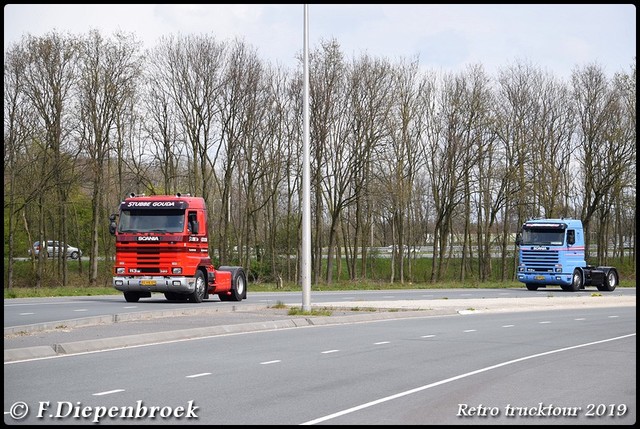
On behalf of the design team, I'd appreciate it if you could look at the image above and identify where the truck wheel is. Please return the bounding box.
[229,268,247,301]
[218,267,247,302]
[124,292,140,302]
[597,269,618,292]
[569,269,583,292]
[188,270,206,303]
[525,283,538,291]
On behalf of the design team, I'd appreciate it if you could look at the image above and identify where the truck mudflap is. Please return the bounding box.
[113,276,197,294]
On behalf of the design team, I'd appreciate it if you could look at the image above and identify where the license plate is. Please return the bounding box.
[535,276,545,280]
[141,280,156,286]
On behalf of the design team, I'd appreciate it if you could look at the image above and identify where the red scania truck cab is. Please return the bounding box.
[109,193,247,303]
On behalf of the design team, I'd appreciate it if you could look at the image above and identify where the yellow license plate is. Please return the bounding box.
[141,280,156,286]
[535,276,545,280]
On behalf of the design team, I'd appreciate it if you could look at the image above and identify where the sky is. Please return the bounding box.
[3,4,636,80]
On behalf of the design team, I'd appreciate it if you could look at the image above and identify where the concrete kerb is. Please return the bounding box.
[3,303,273,337]
[4,346,58,362]
[53,319,304,355]
[4,308,452,363]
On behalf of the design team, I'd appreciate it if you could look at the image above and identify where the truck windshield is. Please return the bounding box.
[118,209,185,233]
[521,228,565,246]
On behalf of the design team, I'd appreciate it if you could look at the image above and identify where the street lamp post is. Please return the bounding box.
[301,4,311,311]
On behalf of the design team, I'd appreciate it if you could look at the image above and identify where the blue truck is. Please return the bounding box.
[515,218,619,292]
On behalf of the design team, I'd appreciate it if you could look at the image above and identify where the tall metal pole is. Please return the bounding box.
[301,4,311,311]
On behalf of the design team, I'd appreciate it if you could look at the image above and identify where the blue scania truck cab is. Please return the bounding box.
[515,218,618,292]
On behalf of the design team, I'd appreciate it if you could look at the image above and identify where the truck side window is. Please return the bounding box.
[188,211,199,234]
[567,229,575,246]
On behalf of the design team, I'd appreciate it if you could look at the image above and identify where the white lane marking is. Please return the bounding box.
[6,301,92,307]
[321,350,339,354]
[421,335,436,338]
[260,360,281,365]
[301,333,636,425]
[608,315,619,318]
[574,318,586,321]
[502,325,514,328]
[73,309,88,312]
[374,341,390,345]
[539,321,551,324]
[123,306,138,309]
[186,373,211,378]
[19,313,35,316]
[463,329,476,332]
[93,389,125,396]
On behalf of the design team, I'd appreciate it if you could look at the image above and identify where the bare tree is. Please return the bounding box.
[610,63,636,270]
[451,64,495,282]
[143,51,185,194]
[4,42,34,288]
[20,32,80,287]
[494,61,542,279]
[343,53,393,280]
[256,64,297,283]
[382,58,430,283]
[572,62,635,260]
[426,71,471,282]
[307,38,344,284]
[77,30,143,286]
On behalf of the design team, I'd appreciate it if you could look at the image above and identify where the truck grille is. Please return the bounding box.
[116,246,180,274]
[520,249,559,272]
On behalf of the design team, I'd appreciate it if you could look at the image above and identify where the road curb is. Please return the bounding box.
[3,304,272,337]
[4,309,453,363]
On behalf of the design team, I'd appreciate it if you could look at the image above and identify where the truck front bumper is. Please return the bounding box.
[517,273,572,286]
[113,276,196,294]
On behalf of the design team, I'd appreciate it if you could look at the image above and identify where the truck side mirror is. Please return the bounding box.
[109,214,117,235]
[515,233,522,246]
[567,230,575,246]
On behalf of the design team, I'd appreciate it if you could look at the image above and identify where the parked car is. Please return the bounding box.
[29,240,82,259]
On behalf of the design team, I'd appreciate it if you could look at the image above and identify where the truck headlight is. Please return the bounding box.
[116,267,125,274]
[172,267,182,274]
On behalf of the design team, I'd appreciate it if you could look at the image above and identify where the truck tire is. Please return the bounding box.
[569,268,583,292]
[525,283,538,291]
[188,270,206,303]
[597,268,618,292]
[124,292,140,302]
[218,266,247,302]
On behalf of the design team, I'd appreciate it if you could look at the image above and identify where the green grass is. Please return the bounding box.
[287,306,333,317]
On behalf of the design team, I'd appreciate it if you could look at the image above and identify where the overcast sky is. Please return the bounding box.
[4,4,636,80]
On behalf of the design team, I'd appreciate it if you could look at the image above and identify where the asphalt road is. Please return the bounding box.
[4,306,636,425]
[4,288,636,363]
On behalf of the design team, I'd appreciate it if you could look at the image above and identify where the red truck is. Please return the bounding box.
[108,193,247,303]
